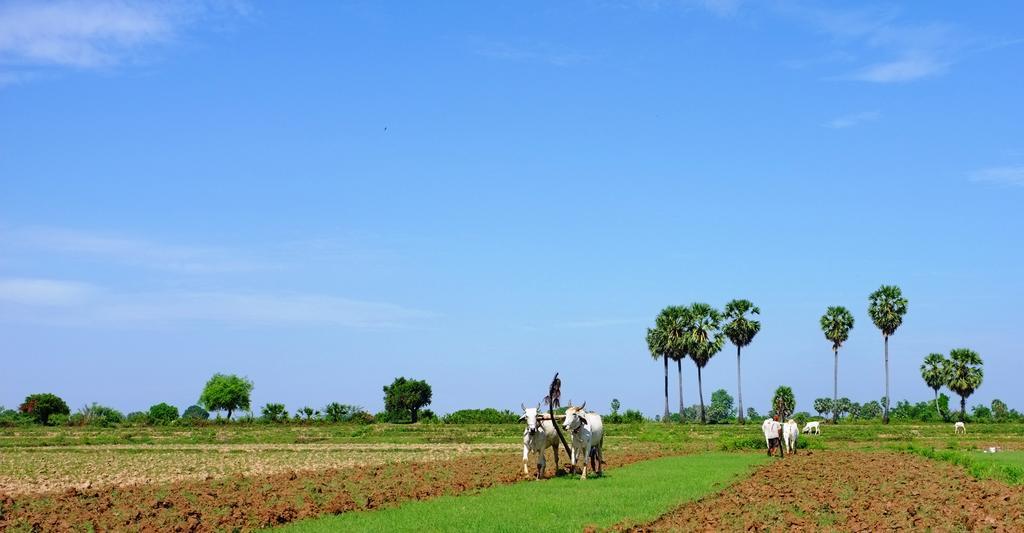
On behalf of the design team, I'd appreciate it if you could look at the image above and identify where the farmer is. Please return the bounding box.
[762,416,783,457]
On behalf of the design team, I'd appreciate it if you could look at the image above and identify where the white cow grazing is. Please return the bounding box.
[802,421,821,435]
[520,403,559,479]
[783,419,799,454]
[562,402,604,479]
[954,421,966,435]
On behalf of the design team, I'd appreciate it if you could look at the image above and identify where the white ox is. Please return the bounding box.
[802,421,821,435]
[520,403,559,479]
[954,421,966,435]
[782,419,799,454]
[562,402,604,479]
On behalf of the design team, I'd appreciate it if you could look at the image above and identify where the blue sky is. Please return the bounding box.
[1,1,1022,417]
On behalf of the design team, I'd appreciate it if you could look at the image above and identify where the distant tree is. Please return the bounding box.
[260,403,288,422]
[622,409,645,423]
[771,386,796,421]
[834,397,852,420]
[125,411,150,425]
[859,400,882,419]
[820,306,854,424]
[971,404,992,422]
[383,377,432,423]
[182,405,210,420]
[868,285,908,423]
[746,407,760,421]
[813,397,834,420]
[920,353,949,418]
[199,374,253,420]
[647,306,690,422]
[686,303,726,423]
[945,348,984,422]
[148,403,179,425]
[610,398,621,415]
[75,403,124,427]
[723,299,761,424]
[707,389,735,424]
[19,393,70,425]
[324,402,367,422]
[299,406,317,421]
[992,399,1009,421]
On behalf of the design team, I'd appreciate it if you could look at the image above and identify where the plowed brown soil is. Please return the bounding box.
[0,448,665,532]
[633,451,1024,532]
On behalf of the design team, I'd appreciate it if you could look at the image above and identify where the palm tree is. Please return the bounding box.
[646,306,689,422]
[685,303,725,424]
[820,306,854,424]
[868,285,908,424]
[920,353,948,418]
[723,299,760,424]
[946,348,983,422]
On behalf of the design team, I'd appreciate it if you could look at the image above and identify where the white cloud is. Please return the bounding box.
[0,278,97,306]
[0,278,433,328]
[848,55,947,83]
[825,110,880,129]
[0,0,178,68]
[476,41,591,67]
[969,166,1024,187]
[5,226,275,273]
[0,0,246,85]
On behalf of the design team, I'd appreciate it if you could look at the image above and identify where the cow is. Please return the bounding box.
[783,419,799,454]
[954,421,966,435]
[520,403,559,479]
[802,421,821,435]
[562,402,604,479]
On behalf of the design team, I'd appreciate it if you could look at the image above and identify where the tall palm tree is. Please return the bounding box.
[646,306,688,422]
[920,353,948,418]
[946,348,983,422]
[868,285,908,424]
[820,306,854,424]
[723,299,760,425]
[685,303,725,424]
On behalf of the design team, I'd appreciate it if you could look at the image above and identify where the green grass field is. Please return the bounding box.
[268,453,769,533]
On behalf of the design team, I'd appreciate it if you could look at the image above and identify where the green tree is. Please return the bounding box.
[19,393,70,425]
[820,306,854,424]
[868,284,908,424]
[647,306,690,422]
[992,399,1009,421]
[945,348,983,422]
[920,353,948,418]
[813,397,833,419]
[723,299,761,424]
[771,386,796,421]
[261,403,288,422]
[199,373,253,420]
[860,400,882,419]
[182,405,209,420]
[147,403,179,425]
[299,406,317,421]
[685,303,725,423]
[834,397,852,420]
[707,389,735,424]
[383,377,433,423]
[610,398,621,415]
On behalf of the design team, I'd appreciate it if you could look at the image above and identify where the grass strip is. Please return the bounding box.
[898,444,1024,485]
[269,453,767,532]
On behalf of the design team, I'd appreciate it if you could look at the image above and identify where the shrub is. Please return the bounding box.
[971,404,992,422]
[324,403,370,423]
[260,403,288,423]
[182,404,210,420]
[0,407,33,427]
[125,411,150,425]
[442,408,519,424]
[48,413,70,426]
[297,406,318,421]
[148,403,179,425]
[75,403,124,427]
[622,409,645,423]
[19,393,71,425]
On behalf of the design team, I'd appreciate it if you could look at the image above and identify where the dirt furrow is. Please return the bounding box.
[632,451,1024,532]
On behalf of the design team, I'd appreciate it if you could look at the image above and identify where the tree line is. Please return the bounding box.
[648,285,994,424]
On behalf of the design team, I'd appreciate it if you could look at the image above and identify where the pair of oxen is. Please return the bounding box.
[520,402,604,479]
